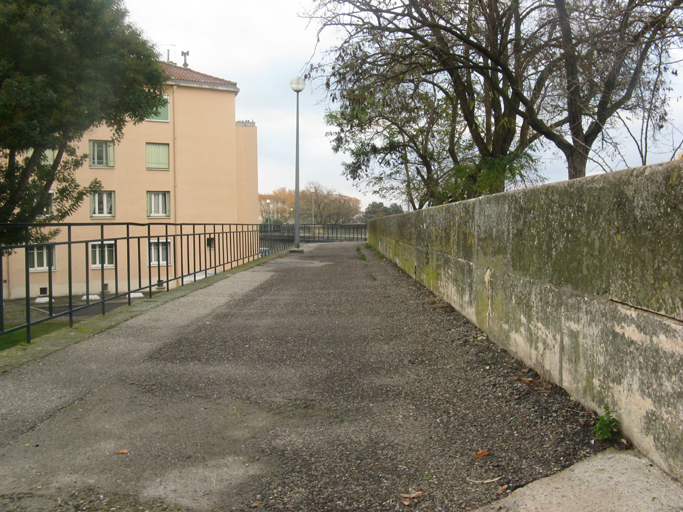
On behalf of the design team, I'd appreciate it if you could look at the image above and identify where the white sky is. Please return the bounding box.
[123,0,683,209]
[124,0,376,204]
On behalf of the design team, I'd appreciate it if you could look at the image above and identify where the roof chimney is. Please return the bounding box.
[181,50,190,68]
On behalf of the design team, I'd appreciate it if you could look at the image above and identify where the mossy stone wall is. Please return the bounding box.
[368,161,683,479]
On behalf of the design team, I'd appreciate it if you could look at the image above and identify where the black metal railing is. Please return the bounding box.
[1,222,366,344]
[265,223,367,243]
[1,222,295,344]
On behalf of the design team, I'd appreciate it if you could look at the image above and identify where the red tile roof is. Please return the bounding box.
[161,62,237,87]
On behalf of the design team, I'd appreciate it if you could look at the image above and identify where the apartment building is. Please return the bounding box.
[3,62,259,299]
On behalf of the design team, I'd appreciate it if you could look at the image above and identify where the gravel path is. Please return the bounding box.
[0,242,603,511]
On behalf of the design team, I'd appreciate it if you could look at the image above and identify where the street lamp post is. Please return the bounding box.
[290,76,306,248]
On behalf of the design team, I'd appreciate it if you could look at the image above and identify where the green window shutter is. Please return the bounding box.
[165,191,171,217]
[146,192,152,217]
[146,143,169,169]
[89,141,94,166]
[89,193,95,217]
[110,191,116,217]
[107,142,114,167]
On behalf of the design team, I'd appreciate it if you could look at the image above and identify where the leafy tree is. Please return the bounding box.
[0,0,167,245]
[260,183,362,225]
[388,203,404,216]
[301,182,362,224]
[311,0,683,181]
[317,29,539,208]
[363,201,404,222]
[259,189,295,224]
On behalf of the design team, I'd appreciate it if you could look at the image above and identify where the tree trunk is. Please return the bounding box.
[566,148,588,180]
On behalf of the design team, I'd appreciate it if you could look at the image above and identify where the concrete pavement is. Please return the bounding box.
[473,449,683,512]
[0,242,681,511]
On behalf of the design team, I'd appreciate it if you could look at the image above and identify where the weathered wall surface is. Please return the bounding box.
[368,161,683,479]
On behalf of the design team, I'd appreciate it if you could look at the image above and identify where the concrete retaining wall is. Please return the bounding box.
[368,161,683,479]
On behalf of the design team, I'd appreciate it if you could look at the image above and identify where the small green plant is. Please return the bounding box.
[356,246,361,252]
[365,242,372,249]
[360,253,367,260]
[594,405,620,440]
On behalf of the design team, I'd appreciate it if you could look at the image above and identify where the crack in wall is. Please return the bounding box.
[608,299,683,327]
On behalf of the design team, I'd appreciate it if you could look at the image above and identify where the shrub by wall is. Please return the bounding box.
[369,161,683,479]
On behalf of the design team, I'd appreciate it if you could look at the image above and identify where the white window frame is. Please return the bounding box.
[145,143,170,170]
[147,191,170,218]
[89,140,114,168]
[37,190,56,219]
[149,238,172,266]
[146,96,169,122]
[91,191,115,218]
[90,241,116,268]
[28,245,56,272]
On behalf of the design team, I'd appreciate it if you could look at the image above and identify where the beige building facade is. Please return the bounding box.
[3,62,259,299]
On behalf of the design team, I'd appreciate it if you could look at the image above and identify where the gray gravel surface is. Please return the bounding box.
[0,242,605,511]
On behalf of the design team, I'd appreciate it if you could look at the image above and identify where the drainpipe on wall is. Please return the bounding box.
[172,85,178,225]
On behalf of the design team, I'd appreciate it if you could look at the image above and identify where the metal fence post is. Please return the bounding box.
[23,226,31,344]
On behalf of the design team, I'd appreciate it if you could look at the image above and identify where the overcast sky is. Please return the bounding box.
[124,0,683,210]
[123,0,377,205]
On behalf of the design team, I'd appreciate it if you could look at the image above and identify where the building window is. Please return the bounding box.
[149,239,172,265]
[146,143,169,169]
[26,149,54,166]
[37,190,56,219]
[89,140,114,168]
[90,241,116,268]
[28,245,55,271]
[147,191,170,217]
[146,96,169,122]
[90,191,115,217]
[206,237,215,250]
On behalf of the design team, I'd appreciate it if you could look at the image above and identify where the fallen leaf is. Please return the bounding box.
[473,450,489,457]
[497,485,509,494]
[116,449,128,455]
[399,492,423,499]
[401,499,411,506]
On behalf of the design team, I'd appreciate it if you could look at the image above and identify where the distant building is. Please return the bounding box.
[3,62,259,299]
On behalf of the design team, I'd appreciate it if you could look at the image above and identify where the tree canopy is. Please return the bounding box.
[0,0,167,245]
[310,0,683,202]
[259,183,363,225]
[363,201,404,222]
